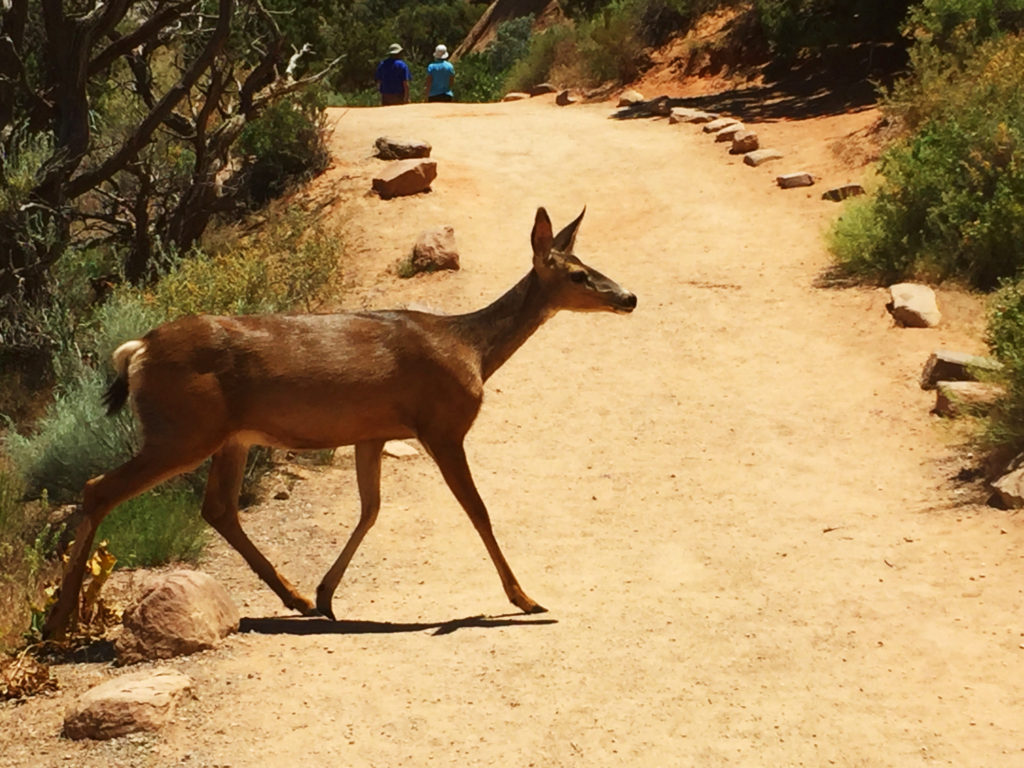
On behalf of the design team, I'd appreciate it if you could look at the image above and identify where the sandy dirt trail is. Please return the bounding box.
[3,96,1024,767]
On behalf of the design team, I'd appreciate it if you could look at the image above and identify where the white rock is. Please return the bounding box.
[888,283,941,328]
[384,440,420,458]
[617,89,645,106]
[703,117,740,133]
[743,149,783,167]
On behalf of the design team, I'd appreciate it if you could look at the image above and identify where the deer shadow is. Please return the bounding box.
[238,613,557,637]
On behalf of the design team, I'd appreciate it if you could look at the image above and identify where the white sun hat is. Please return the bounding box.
[387,43,402,55]
[433,44,449,60]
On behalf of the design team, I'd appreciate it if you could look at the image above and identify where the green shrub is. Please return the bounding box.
[4,367,137,504]
[982,279,1024,452]
[327,87,380,107]
[0,126,52,217]
[903,0,1024,53]
[831,33,1024,290]
[237,90,331,205]
[95,486,209,569]
[504,0,705,91]
[632,0,704,47]
[453,16,535,103]
[826,195,902,282]
[152,209,342,316]
[754,0,912,59]
[85,287,164,367]
[488,16,536,72]
[890,2,1024,131]
[505,25,577,92]
[456,53,510,102]
[0,461,58,651]
[579,3,648,83]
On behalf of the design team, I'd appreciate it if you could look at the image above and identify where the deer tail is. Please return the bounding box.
[102,340,144,415]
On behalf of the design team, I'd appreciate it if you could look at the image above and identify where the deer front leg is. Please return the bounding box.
[316,439,386,620]
[202,441,316,616]
[425,437,547,614]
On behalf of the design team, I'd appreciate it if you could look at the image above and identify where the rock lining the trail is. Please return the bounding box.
[371,159,437,198]
[374,136,432,160]
[887,283,941,328]
[116,570,239,665]
[63,669,193,740]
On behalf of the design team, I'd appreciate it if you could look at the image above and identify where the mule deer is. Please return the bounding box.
[42,207,636,639]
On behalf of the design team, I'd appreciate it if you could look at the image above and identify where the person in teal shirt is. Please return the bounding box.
[425,44,455,102]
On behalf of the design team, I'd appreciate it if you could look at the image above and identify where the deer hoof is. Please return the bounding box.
[315,597,336,620]
[292,597,319,617]
[524,603,548,614]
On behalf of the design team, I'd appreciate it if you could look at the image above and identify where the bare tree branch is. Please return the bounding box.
[90,1,194,76]
[66,0,235,198]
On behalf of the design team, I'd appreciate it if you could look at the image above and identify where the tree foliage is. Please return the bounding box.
[754,0,914,57]
[323,0,486,94]
[0,0,335,345]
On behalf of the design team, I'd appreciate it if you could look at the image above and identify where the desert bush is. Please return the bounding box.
[0,462,58,651]
[457,17,536,102]
[0,126,52,217]
[506,0,710,91]
[456,53,511,102]
[754,0,912,58]
[831,33,1024,290]
[328,87,380,107]
[4,367,137,504]
[505,7,645,90]
[982,280,1024,453]
[152,210,342,317]
[888,1,1024,131]
[237,90,332,205]
[94,487,208,569]
[632,0,714,46]
[505,25,578,92]
[488,16,537,73]
[580,3,649,83]
[903,0,1024,53]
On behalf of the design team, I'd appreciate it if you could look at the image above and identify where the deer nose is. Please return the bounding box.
[622,292,637,311]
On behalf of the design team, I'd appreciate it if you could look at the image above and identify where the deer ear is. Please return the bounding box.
[531,207,553,264]
[552,207,586,253]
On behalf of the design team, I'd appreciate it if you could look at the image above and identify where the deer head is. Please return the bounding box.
[530,207,637,314]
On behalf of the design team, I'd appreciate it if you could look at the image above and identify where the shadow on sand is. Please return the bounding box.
[239,613,558,637]
[613,45,907,122]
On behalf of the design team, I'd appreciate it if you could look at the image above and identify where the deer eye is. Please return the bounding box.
[569,271,587,284]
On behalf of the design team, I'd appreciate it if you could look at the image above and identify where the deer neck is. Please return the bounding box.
[453,270,555,381]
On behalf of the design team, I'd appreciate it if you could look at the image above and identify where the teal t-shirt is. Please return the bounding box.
[427,60,455,97]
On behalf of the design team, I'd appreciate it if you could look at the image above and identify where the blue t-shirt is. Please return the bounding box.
[376,57,411,95]
[426,60,455,98]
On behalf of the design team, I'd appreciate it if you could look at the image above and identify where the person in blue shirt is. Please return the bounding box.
[425,44,455,103]
[375,43,410,106]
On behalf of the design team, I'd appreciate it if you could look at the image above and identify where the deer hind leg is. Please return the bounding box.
[42,446,210,639]
[316,439,386,620]
[424,437,546,614]
[201,440,316,616]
